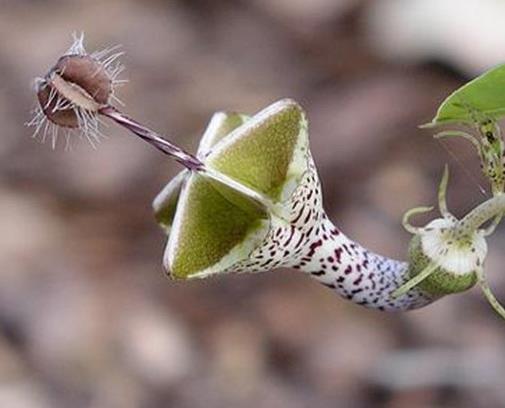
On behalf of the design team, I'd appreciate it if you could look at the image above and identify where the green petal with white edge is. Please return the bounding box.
[152,170,189,234]
[424,63,505,127]
[197,112,250,156]
[153,112,249,234]
[165,172,269,279]
[206,99,309,202]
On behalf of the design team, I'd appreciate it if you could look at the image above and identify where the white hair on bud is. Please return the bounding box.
[27,79,102,150]
[92,44,127,105]
[26,81,66,149]
[66,31,87,56]
[26,33,126,149]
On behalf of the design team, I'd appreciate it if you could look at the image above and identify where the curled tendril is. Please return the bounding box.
[402,206,433,235]
[477,267,505,320]
[438,164,456,221]
[434,129,481,150]
[401,164,453,235]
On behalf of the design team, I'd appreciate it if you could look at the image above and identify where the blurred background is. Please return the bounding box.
[1,0,505,407]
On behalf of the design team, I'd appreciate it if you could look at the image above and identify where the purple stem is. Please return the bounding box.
[99,105,204,171]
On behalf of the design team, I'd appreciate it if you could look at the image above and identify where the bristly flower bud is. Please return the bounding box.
[29,33,204,170]
[27,33,126,148]
[395,166,505,319]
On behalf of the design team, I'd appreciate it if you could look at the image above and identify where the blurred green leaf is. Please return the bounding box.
[423,64,505,127]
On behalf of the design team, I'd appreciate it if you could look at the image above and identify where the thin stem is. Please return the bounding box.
[434,130,481,152]
[483,214,503,236]
[391,262,438,299]
[455,194,505,236]
[438,164,456,221]
[99,105,204,171]
[477,267,505,320]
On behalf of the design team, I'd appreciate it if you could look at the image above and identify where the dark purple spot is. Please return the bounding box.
[307,239,323,257]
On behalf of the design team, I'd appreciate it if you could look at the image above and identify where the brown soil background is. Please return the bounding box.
[1,1,505,407]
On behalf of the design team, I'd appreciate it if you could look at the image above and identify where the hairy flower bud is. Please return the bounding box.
[28,33,125,147]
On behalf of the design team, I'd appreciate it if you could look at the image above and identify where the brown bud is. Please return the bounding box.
[37,84,79,128]
[54,55,112,104]
[37,54,112,128]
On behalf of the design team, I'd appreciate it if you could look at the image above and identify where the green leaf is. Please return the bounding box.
[424,63,505,127]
